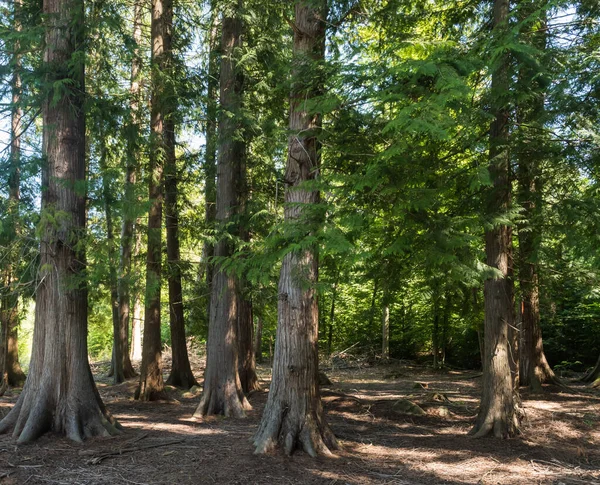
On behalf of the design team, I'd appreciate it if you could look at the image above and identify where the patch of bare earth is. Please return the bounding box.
[0,356,599,485]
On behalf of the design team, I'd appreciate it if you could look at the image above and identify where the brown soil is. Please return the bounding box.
[0,357,599,485]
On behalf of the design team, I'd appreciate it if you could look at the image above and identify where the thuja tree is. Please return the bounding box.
[0,0,27,390]
[470,0,520,438]
[254,0,338,456]
[136,0,172,401]
[165,0,197,389]
[514,0,561,390]
[195,0,250,418]
[0,0,121,442]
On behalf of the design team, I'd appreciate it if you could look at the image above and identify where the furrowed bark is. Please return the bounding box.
[470,0,520,438]
[201,0,219,326]
[0,0,120,442]
[2,0,26,390]
[116,0,144,380]
[136,0,171,401]
[516,0,560,391]
[165,78,197,390]
[195,0,249,418]
[254,0,338,456]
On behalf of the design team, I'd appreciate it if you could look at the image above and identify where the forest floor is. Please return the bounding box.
[0,352,599,485]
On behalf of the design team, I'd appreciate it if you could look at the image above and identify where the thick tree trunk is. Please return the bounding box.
[0,0,121,442]
[470,0,520,438]
[115,0,143,381]
[201,1,219,325]
[195,3,249,418]
[516,1,558,391]
[254,1,337,457]
[165,101,197,390]
[135,0,170,401]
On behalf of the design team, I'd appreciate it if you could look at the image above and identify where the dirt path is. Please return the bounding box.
[0,363,599,484]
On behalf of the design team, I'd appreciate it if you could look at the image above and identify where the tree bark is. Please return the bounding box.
[470,0,520,438]
[432,287,439,369]
[1,0,26,390]
[165,77,197,390]
[381,289,390,361]
[0,0,121,442]
[135,0,170,401]
[327,278,338,356]
[254,0,337,457]
[237,295,259,393]
[100,142,129,384]
[516,0,558,391]
[236,98,258,394]
[582,355,600,384]
[115,0,144,381]
[254,315,263,364]
[201,0,219,326]
[130,219,143,362]
[194,1,250,418]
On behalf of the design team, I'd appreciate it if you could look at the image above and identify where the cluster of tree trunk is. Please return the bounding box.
[0,0,574,452]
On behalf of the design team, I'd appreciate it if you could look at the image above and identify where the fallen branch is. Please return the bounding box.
[87,439,185,465]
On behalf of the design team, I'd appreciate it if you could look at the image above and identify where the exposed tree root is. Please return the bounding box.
[134,383,169,402]
[0,381,121,444]
[581,356,600,384]
[193,384,250,419]
[469,394,522,438]
[254,402,338,457]
[166,370,198,390]
[239,368,260,394]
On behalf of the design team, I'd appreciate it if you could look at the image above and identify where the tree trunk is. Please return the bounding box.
[201,0,219,326]
[441,292,451,367]
[165,86,197,390]
[100,143,127,385]
[236,98,258,394]
[381,290,390,361]
[194,2,249,418]
[116,0,143,381]
[327,279,337,356]
[238,295,259,393]
[130,219,143,362]
[135,0,170,401]
[2,0,26,390]
[432,288,439,369]
[470,0,520,438]
[0,0,121,442]
[516,0,558,391]
[582,355,600,383]
[254,315,263,364]
[254,0,337,457]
